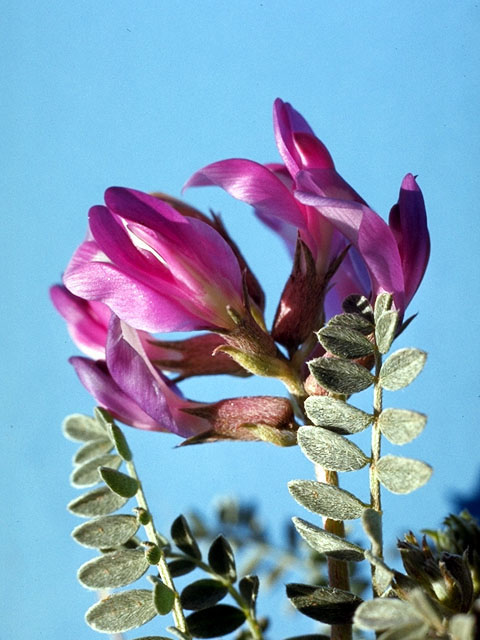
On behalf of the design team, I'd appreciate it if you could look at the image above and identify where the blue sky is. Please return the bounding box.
[2,2,479,638]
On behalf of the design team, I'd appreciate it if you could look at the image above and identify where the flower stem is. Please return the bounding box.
[315,467,352,640]
[369,348,384,595]
[125,459,191,638]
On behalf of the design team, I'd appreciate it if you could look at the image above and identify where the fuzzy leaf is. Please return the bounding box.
[286,583,362,624]
[288,480,367,520]
[68,485,128,518]
[328,312,374,335]
[185,604,246,637]
[317,325,374,359]
[78,549,149,589]
[72,514,139,548]
[292,517,365,561]
[298,426,369,471]
[354,598,421,631]
[304,396,372,435]
[364,551,394,594]
[73,439,114,465]
[342,294,374,322]
[208,536,236,581]
[63,413,107,442]
[448,613,476,640]
[378,409,427,445]
[171,515,202,560]
[99,467,139,498]
[85,589,156,633]
[378,621,430,640]
[374,292,393,321]
[379,348,427,391]
[108,422,133,461]
[375,309,399,354]
[376,455,432,494]
[238,575,259,609]
[70,454,122,488]
[167,628,191,640]
[181,579,228,611]
[308,358,374,395]
[153,580,176,615]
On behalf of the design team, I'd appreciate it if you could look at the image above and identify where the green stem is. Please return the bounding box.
[370,348,384,595]
[126,459,191,638]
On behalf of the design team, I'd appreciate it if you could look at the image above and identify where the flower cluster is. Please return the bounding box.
[51,99,429,442]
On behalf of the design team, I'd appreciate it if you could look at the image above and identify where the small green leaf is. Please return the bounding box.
[375,310,399,354]
[70,454,122,488]
[168,558,197,577]
[288,480,367,520]
[286,583,362,624]
[185,604,245,638]
[317,325,374,359]
[378,409,427,445]
[308,358,374,395]
[153,580,176,615]
[353,598,421,631]
[208,535,236,581]
[376,455,432,494]
[99,467,139,498]
[293,517,365,561]
[108,422,133,461]
[328,312,374,335]
[298,426,369,471]
[144,542,162,565]
[78,549,149,589]
[72,514,139,548]
[171,515,201,559]
[180,579,228,611]
[73,439,114,465]
[85,589,156,633]
[304,396,373,434]
[68,485,128,518]
[374,292,393,322]
[342,294,374,322]
[238,575,259,609]
[379,348,427,391]
[63,413,107,442]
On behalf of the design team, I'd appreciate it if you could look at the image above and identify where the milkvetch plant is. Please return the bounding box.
[53,100,478,639]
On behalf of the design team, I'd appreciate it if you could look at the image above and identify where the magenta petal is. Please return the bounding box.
[70,357,164,431]
[50,285,109,359]
[296,183,406,310]
[273,99,334,176]
[63,241,204,333]
[389,174,430,304]
[184,158,306,230]
[105,316,180,434]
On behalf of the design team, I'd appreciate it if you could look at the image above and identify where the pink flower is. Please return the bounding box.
[71,315,295,441]
[63,187,246,334]
[185,99,429,317]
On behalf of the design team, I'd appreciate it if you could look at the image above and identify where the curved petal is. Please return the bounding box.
[50,284,109,359]
[70,357,164,431]
[296,184,406,311]
[106,316,208,437]
[63,241,204,332]
[273,99,334,176]
[184,158,306,230]
[389,174,430,304]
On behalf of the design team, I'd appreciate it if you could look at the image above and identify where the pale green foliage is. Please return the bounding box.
[85,589,157,633]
